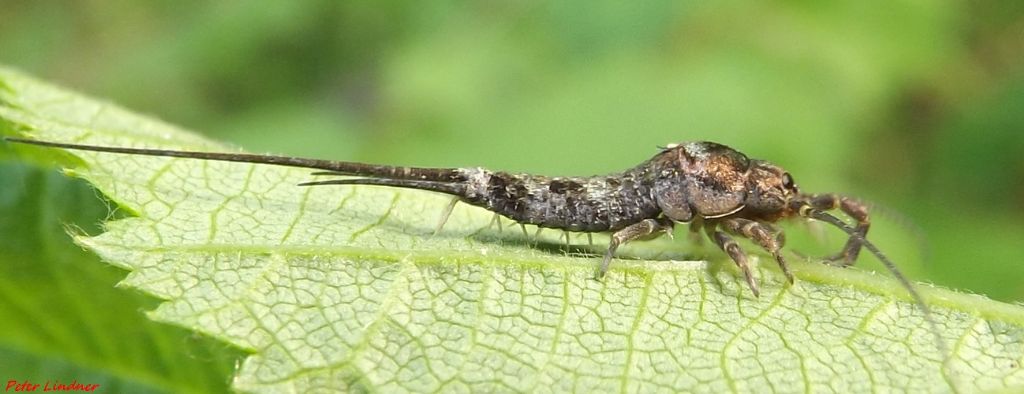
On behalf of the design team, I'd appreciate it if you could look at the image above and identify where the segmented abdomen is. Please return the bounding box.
[463,169,661,232]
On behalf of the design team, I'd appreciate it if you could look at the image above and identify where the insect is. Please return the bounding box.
[4,137,919,299]
[6,136,950,377]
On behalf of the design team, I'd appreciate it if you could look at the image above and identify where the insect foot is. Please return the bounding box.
[597,217,674,279]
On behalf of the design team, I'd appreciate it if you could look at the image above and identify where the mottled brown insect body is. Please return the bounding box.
[462,169,660,232]
[458,142,788,233]
[0,138,895,300]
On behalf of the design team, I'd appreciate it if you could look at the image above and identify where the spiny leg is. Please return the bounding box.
[835,198,870,265]
[587,233,593,247]
[598,217,674,278]
[520,223,529,239]
[434,197,460,236]
[563,231,571,248]
[807,194,870,267]
[705,222,760,297]
[718,218,792,284]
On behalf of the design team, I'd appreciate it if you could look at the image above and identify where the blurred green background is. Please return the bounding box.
[5,0,1024,305]
[1,1,1023,391]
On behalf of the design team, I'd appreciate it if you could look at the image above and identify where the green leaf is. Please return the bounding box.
[3,66,1023,393]
[0,155,238,392]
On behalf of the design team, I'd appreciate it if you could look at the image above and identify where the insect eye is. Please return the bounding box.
[782,173,795,189]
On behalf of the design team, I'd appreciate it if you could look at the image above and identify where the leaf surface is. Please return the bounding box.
[0,152,237,393]
[2,66,1023,393]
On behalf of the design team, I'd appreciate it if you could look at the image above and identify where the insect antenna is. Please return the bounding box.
[804,208,948,359]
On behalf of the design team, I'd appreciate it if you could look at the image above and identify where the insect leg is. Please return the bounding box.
[807,194,869,267]
[434,197,460,236]
[492,214,503,233]
[705,222,760,297]
[598,217,674,278]
[718,218,793,284]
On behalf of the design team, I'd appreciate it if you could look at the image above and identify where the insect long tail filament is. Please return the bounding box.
[4,137,467,183]
[297,178,466,196]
